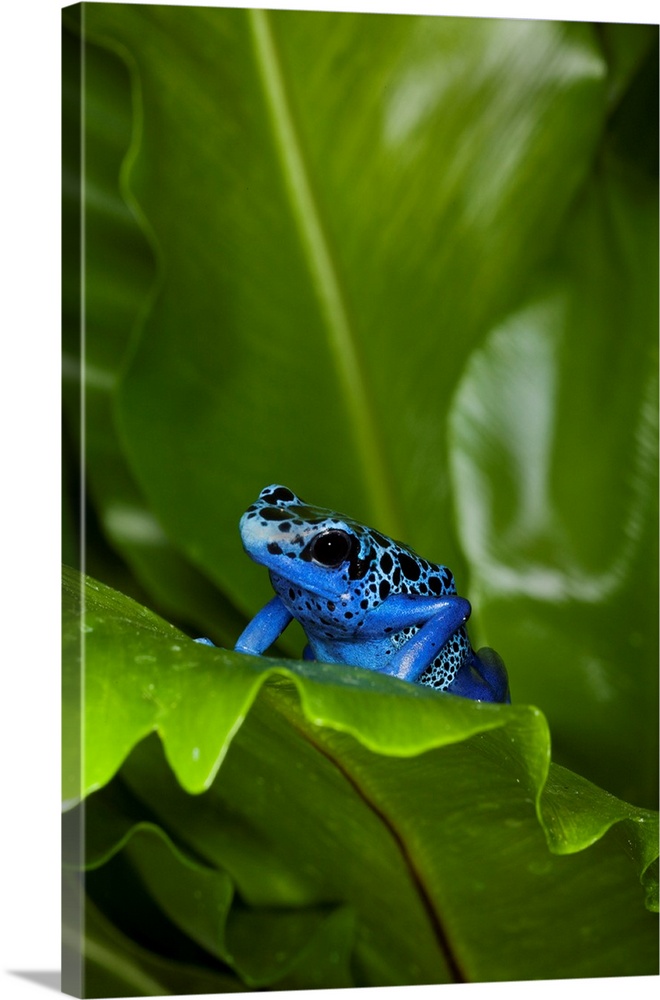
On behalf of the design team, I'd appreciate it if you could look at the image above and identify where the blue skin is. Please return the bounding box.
[198,485,509,704]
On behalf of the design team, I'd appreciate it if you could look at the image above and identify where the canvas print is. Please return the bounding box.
[62,2,659,995]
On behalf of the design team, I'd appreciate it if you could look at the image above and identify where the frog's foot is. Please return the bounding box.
[448,647,510,703]
[194,636,215,646]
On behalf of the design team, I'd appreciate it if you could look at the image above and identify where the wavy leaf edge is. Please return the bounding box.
[79,820,356,989]
[64,566,659,911]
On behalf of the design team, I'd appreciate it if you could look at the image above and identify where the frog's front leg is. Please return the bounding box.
[365,593,471,683]
[194,595,293,653]
[234,595,293,655]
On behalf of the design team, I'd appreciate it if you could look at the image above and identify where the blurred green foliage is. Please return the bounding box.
[62,4,658,993]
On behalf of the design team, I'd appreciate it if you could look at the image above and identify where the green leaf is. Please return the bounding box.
[63,567,658,984]
[76,7,612,585]
[119,825,356,989]
[65,565,552,804]
[448,155,659,806]
[62,10,244,644]
[63,871,245,997]
[62,564,263,803]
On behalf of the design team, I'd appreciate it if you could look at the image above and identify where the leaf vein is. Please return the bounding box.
[248,8,402,535]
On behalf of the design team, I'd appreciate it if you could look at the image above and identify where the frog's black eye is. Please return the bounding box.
[310,530,352,568]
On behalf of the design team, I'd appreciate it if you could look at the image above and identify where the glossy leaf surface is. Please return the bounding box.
[63,567,658,987]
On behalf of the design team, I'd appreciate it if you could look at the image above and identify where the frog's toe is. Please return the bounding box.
[473,647,510,703]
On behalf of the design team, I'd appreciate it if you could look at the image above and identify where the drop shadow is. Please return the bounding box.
[9,971,61,993]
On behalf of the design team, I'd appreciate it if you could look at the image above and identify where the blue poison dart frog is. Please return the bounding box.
[196,485,510,704]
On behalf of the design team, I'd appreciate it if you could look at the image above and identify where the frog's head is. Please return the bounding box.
[240,484,375,603]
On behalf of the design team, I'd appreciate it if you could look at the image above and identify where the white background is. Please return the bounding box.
[1,0,657,998]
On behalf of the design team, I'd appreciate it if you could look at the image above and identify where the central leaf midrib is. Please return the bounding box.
[248,8,403,538]
[277,698,467,983]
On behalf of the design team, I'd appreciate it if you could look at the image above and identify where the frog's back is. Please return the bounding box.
[360,532,472,689]
[365,530,456,601]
